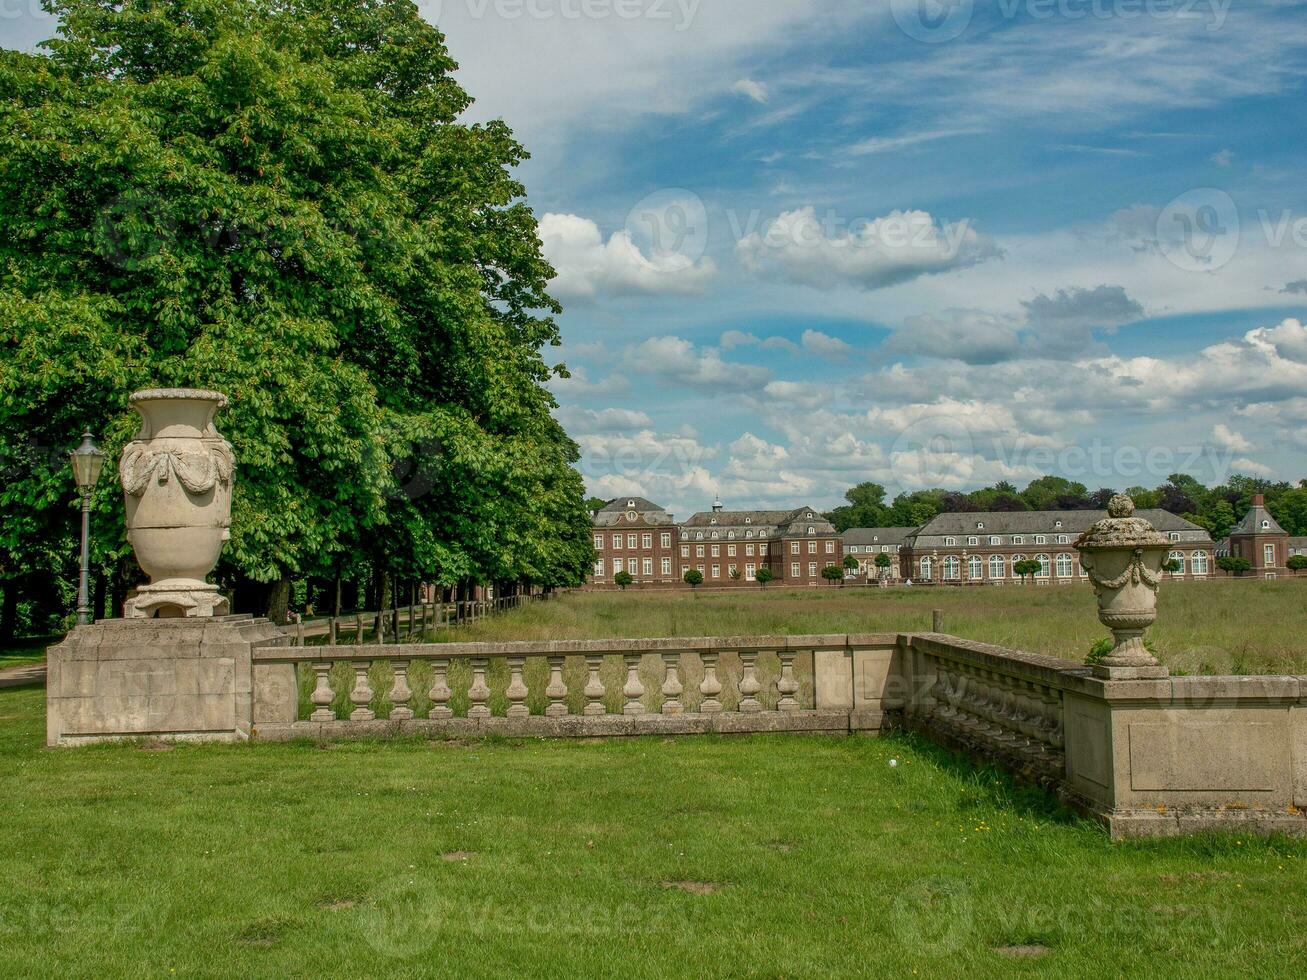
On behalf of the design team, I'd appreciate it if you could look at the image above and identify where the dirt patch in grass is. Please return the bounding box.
[766,840,796,853]
[317,898,358,912]
[994,945,1051,958]
[442,851,474,862]
[662,880,721,895]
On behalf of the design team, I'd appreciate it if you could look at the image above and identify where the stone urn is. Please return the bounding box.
[119,389,235,618]
[1075,495,1170,680]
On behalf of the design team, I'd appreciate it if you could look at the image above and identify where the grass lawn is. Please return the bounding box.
[440,579,1307,675]
[0,636,55,672]
[2,683,1305,976]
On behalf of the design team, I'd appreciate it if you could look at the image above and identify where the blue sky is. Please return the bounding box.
[6,0,1307,518]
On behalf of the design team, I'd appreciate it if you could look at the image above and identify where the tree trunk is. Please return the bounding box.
[93,571,107,623]
[266,573,291,625]
[0,583,17,643]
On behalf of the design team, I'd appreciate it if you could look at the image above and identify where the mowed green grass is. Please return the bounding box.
[439,579,1307,675]
[1,684,1305,977]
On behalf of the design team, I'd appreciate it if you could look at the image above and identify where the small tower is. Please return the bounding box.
[1228,494,1289,578]
[712,493,723,514]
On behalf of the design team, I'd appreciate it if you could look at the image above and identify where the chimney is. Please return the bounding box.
[1253,494,1266,507]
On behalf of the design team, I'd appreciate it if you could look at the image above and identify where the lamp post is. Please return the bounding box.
[70,431,106,626]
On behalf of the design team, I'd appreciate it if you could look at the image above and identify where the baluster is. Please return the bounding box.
[349,661,375,721]
[468,658,491,719]
[428,659,453,720]
[506,657,530,718]
[738,651,762,713]
[776,651,799,712]
[699,652,723,714]
[389,660,414,721]
[583,655,606,716]
[310,662,335,722]
[660,653,684,715]
[546,657,569,717]
[622,654,646,716]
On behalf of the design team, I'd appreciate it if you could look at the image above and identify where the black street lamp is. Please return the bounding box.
[70,431,106,626]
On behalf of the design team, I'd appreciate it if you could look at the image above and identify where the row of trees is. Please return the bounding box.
[825,475,1307,541]
[0,0,594,637]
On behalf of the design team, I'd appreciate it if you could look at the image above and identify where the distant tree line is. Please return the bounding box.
[825,474,1307,540]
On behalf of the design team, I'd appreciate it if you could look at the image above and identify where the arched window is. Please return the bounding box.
[1056,553,1074,578]
[967,536,979,546]
[968,555,984,580]
[920,556,933,580]
[711,531,719,540]
[1036,554,1050,578]
[1168,550,1185,575]
[989,555,1005,579]
[808,526,816,535]
[696,532,703,540]
[1192,551,1210,575]
[943,556,961,581]
[944,537,956,546]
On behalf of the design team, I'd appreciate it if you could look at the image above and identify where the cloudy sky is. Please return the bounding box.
[7,0,1307,517]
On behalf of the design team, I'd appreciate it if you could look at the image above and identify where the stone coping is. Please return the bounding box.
[905,633,1306,704]
[251,633,903,662]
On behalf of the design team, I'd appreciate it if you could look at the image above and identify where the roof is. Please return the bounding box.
[842,527,917,547]
[907,508,1213,544]
[1287,537,1307,552]
[1230,502,1287,537]
[681,505,836,536]
[592,496,675,528]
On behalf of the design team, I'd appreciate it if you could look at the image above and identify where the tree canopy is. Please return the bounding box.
[0,0,593,624]
[824,474,1307,538]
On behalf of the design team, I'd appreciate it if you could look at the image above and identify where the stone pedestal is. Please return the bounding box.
[46,616,291,746]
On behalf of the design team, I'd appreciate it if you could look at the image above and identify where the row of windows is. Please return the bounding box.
[791,540,835,555]
[938,531,1187,547]
[596,533,674,550]
[684,526,824,541]
[595,557,676,577]
[916,552,1212,580]
[682,543,771,558]
[847,544,901,554]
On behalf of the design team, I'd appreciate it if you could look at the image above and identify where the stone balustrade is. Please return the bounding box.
[249,634,903,740]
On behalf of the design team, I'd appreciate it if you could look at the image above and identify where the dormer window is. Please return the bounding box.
[807,512,813,518]
[710,517,718,525]
[1262,520,1271,530]
[944,537,956,546]
[976,522,985,530]
[696,532,703,540]
[808,526,816,535]
[745,517,752,524]
[728,531,735,540]
[1055,520,1063,529]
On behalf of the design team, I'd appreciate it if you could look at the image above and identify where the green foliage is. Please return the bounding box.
[842,554,859,570]
[613,570,633,591]
[1218,556,1252,575]
[683,568,703,589]
[825,481,889,531]
[754,566,774,586]
[875,552,893,569]
[1287,555,1307,573]
[820,564,844,584]
[728,567,742,581]
[1013,559,1042,580]
[0,0,593,615]
[1162,558,1183,573]
[1086,635,1156,667]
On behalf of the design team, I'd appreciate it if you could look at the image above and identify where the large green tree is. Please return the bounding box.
[0,0,592,622]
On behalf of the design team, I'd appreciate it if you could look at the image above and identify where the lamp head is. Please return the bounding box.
[70,430,106,491]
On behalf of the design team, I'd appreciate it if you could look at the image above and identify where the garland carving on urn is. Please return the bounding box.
[120,388,235,619]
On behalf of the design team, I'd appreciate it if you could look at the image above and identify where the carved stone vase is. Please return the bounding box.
[1075,495,1170,680]
[120,389,235,618]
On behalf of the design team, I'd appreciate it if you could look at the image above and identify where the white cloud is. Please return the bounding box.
[737,207,1001,291]
[624,336,771,392]
[547,365,630,399]
[556,406,654,434]
[801,329,852,361]
[847,129,973,156]
[1210,148,1234,167]
[886,309,1021,364]
[731,78,769,103]
[539,212,716,301]
[720,330,759,349]
[1231,457,1274,477]
[1211,423,1254,454]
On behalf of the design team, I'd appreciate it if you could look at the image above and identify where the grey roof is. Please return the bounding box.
[907,508,1213,546]
[592,496,675,528]
[842,527,917,547]
[1287,537,1307,552]
[681,505,836,536]
[1231,502,1286,536]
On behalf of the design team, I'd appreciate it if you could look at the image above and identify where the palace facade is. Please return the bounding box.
[841,528,914,581]
[588,497,842,588]
[898,509,1216,584]
[1223,494,1306,578]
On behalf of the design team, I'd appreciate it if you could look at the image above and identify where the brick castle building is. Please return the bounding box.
[1223,494,1306,578]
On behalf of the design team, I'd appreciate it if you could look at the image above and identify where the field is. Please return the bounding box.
[1,681,1305,977]
[438,578,1307,676]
